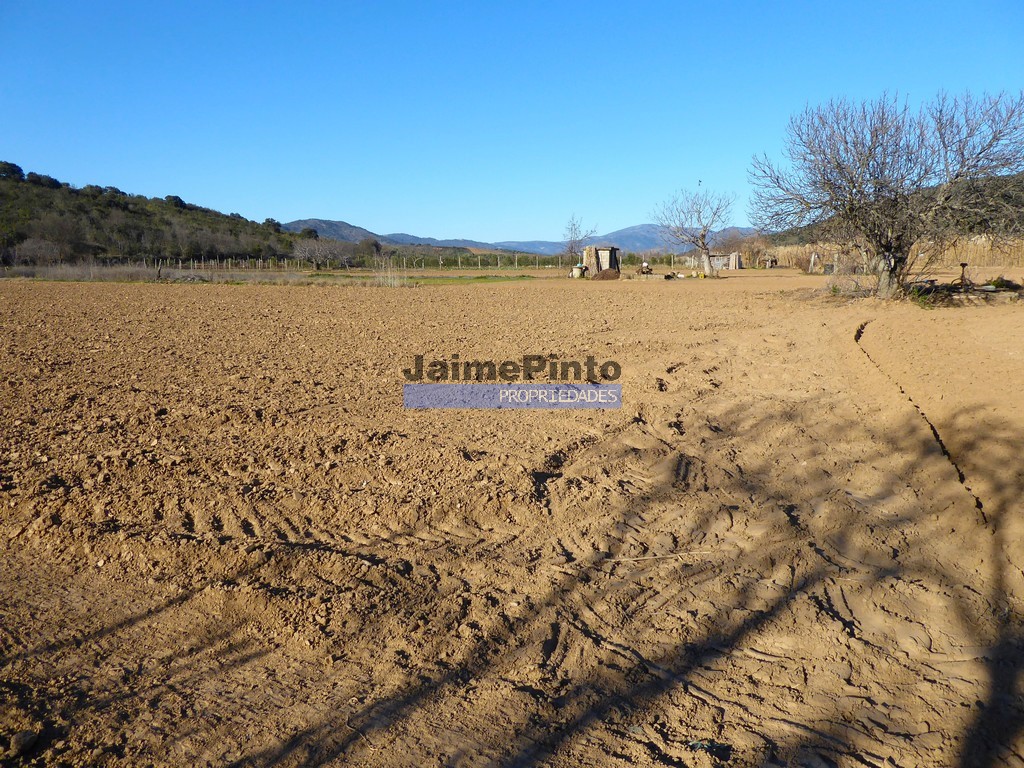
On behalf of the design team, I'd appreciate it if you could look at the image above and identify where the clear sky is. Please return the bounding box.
[4,1,1023,242]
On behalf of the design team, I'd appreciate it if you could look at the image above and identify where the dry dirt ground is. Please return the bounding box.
[1,272,1022,768]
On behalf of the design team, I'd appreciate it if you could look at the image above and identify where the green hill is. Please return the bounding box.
[0,161,297,266]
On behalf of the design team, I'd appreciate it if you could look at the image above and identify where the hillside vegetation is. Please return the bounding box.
[0,162,493,270]
[0,162,301,265]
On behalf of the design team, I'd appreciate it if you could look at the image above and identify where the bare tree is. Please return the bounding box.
[561,214,595,270]
[293,235,353,271]
[292,237,329,270]
[654,188,736,276]
[14,238,60,265]
[750,91,1024,296]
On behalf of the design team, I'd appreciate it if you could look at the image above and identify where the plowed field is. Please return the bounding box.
[2,274,1022,767]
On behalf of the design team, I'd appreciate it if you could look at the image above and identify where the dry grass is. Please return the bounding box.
[770,237,1024,274]
[3,263,163,282]
[936,236,1024,268]
[1,264,416,287]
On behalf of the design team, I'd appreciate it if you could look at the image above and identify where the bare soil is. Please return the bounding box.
[1,272,1022,767]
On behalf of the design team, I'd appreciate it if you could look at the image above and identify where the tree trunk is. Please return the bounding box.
[876,252,906,298]
[701,248,715,276]
[877,269,899,298]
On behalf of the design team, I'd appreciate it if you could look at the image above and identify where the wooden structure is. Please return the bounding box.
[709,251,743,271]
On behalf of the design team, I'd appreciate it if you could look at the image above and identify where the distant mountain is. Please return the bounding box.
[283,218,379,243]
[589,224,668,252]
[283,220,500,250]
[284,218,756,255]
[495,224,757,255]
[382,233,496,249]
[490,239,566,256]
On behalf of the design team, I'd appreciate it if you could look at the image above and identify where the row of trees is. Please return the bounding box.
[647,90,1024,295]
[288,235,544,271]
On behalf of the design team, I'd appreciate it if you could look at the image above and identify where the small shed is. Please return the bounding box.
[582,246,620,275]
[709,251,743,270]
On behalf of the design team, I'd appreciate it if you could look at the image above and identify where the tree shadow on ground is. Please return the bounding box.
[3,388,1022,767]
[215,387,1024,766]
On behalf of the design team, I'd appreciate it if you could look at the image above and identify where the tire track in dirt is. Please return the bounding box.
[854,319,987,520]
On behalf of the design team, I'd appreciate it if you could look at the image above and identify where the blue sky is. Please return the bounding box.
[4,1,1023,242]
